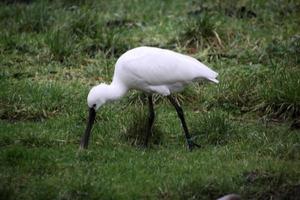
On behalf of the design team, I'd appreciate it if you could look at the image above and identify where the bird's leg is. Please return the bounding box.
[143,95,155,147]
[167,96,200,151]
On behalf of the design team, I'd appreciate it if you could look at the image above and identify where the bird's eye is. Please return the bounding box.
[93,104,96,108]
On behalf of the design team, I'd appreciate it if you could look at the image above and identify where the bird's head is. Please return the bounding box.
[80,82,127,149]
[87,83,109,110]
[80,83,109,149]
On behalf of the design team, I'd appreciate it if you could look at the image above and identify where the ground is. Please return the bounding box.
[0,0,299,199]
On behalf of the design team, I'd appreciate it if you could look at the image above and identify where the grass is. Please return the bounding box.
[0,0,300,199]
[121,105,164,147]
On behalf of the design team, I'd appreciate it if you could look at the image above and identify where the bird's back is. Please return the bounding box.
[113,46,218,94]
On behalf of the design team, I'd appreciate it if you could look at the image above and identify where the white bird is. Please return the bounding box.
[217,194,241,200]
[80,46,219,150]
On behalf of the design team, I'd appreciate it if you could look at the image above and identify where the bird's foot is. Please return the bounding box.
[187,138,201,151]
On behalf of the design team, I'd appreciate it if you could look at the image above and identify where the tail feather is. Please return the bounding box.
[207,77,219,83]
[206,69,219,83]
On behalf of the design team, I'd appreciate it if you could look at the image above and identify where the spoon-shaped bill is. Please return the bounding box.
[80,107,96,149]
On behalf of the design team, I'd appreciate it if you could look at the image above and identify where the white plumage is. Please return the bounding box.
[81,46,219,149]
[115,46,218,95]
[87,46,218,109]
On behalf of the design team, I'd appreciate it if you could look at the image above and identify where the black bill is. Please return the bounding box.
[80,107,96,149]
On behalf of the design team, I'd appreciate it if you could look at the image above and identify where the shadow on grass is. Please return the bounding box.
[243,170,300,200]
[120,107,164,148]
[158,170,299,200]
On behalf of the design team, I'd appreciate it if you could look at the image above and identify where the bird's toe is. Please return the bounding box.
[187,139,201,151]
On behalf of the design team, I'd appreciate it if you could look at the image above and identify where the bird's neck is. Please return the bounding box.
[105,81,128,102]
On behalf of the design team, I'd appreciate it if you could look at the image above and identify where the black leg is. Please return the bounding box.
[143,95,155,147]
[167,96,200,150]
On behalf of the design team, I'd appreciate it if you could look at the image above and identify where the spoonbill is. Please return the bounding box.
[80,46,219,150]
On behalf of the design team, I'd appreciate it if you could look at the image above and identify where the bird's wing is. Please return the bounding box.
[119,49,218,86]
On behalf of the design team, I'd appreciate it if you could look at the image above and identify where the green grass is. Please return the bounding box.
[1,0,300,199]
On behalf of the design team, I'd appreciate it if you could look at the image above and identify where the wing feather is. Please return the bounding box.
[116,47,218,86]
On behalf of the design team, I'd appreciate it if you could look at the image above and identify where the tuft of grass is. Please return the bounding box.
[0,31,14,52]
[62,9,138,57]
[178,14,223,50]
[242,170,300,199]
[121,106,164,147]
[0,79,85,121]
[0,31,36,54]
[96,24,138,58]
[67,9,101,39]
[78,24,136,58]
[213,66,265,112]
[45,30,77,63]
[266,35,300,66]
[177,179,233,200]
[162,168,299,200]
[214,65,300,119]
[14,2,54,33]
[192,110,236,146]
[256,67,300,119]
